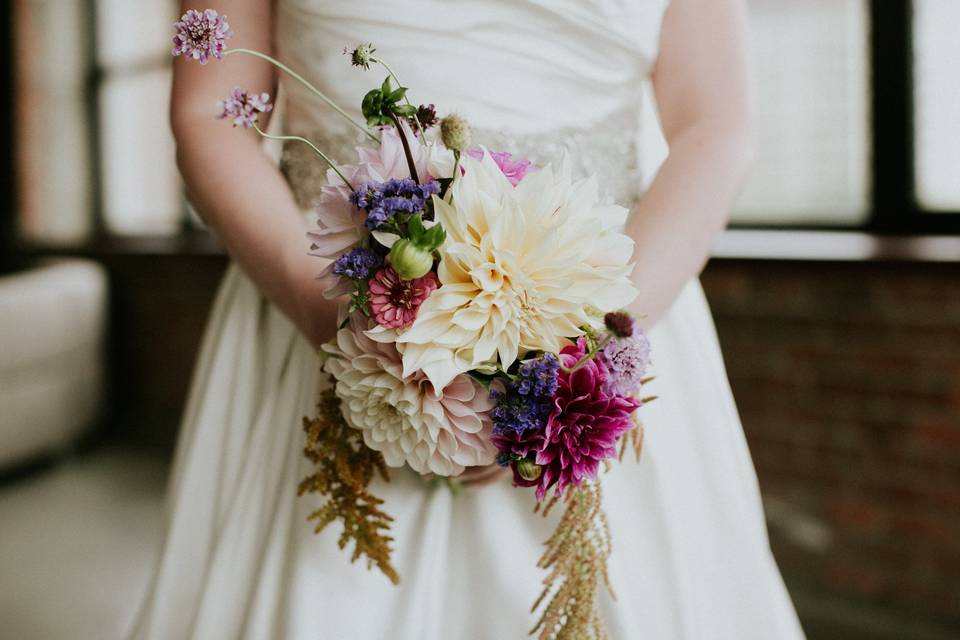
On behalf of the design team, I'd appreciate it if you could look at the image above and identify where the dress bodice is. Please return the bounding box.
[274,0,670,205]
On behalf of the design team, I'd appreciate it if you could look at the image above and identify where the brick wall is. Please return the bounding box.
[701,259,960,634]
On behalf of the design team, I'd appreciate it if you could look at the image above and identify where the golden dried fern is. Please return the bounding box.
[298,386,400,584]
[530,481,613,640]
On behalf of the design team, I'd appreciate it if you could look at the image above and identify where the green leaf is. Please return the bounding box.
[387,87,408,103]
[381,75,392,94]
[391,104,417,117]
[406,215,426,242]
[467,370,498,390]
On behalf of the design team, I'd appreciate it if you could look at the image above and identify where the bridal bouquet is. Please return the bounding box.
[174,11,655,639]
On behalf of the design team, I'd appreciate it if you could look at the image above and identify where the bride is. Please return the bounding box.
[131,0,806,638]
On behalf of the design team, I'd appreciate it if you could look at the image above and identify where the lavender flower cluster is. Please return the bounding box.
[332,247,383,280]
[490,353,559,439]
[349,179,441,229]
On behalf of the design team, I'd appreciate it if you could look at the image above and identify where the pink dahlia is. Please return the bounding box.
[323,322,497,475]
[533,338,640,500]
[465,149,534,186]
[368,266,439,329]
[172,9,232,65]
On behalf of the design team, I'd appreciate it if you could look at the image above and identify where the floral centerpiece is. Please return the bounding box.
[173,11,655,639]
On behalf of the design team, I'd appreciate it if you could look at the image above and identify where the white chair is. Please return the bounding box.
[0,259,107,470]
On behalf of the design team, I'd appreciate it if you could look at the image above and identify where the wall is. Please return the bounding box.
[702,259,960,634]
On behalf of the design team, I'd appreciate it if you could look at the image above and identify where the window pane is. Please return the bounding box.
[733,0,870,225]
[99,69,181,234]
[15,0,94,244]
[96,0,182,235]
[914,0,960,211]
[96,0,176,68]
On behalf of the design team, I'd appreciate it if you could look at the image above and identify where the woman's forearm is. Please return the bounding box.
[173,115,337,346]
[626,120,753,328]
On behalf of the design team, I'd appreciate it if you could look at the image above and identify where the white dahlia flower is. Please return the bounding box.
[370,151,637,390]
[323,323,497,476]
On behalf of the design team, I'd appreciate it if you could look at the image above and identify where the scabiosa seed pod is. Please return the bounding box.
[345,43,376,70]
[388,239,434,280]
[440,114,471,152]
[604,311,634,338]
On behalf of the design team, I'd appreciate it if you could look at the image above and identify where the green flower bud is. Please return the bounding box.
[440,114,472,152]
[516,457,542,482]
[388,239,434,280]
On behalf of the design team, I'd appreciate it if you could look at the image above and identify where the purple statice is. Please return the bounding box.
[216,87,272,129]
[172,9,232,64]
[599,318,651,397]
[350,179,441,229]
[332,247,382,280]
[489,353,559,437]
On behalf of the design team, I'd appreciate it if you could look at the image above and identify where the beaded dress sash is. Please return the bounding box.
[280,107,643,209]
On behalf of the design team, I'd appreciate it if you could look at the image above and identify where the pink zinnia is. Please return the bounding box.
[368,267,439,329]
[533,338,640,501]
[465,149,534,186]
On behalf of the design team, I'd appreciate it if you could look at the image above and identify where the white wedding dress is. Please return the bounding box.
[130,1,806,638]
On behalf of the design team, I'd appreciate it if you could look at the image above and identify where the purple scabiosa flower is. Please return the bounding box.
[532,338,640,501]
[216,87,273,129]
[172,9,232,65]
[489,353,560,437]
[599,318,651,397]
[332,247,382,280]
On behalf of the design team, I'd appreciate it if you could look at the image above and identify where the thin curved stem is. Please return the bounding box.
[372,57,427,142]
[252,124,353,190]
[226,47,378,143]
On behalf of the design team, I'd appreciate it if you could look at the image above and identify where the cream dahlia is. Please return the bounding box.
[371,151,637,389]
[322,322,497,476]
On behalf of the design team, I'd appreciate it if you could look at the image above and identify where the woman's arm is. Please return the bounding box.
[626,0,754,327]
[171,0,337,348]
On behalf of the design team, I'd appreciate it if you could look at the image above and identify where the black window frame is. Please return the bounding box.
[732,0,960,236]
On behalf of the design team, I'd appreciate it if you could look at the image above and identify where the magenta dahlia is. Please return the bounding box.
[465,149,534,186]
[532,338,640,500]
[368,266,439,329]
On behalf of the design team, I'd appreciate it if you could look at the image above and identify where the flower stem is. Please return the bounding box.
[372,57,427,142]
[225,47,378,143]
[559,335,613,375]
[252,124,353,190]
[387,111,420,185]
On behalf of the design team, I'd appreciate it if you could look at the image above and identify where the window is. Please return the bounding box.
[734,0,870,225]
[913,0,960,212]
[11,1,960,248]
[14,0,180,244]
[96,0,180,235]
